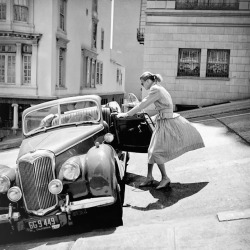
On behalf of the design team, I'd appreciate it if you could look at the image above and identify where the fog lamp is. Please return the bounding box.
[0,176,10,193]
[48,179,63,195]
[7,186,22,202]
[61,161,80,181]
[104,133,114,143]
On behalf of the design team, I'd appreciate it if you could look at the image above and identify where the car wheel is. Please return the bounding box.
[103,185,123,227]
[115,164,125,205]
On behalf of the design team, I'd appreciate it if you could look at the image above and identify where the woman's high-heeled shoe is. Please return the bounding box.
[156,177,171,190]
[139,177,154,187]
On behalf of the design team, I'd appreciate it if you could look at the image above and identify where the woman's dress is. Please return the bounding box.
[127,83,205,164]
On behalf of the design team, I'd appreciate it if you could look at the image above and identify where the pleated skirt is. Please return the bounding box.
[148,115,205,164]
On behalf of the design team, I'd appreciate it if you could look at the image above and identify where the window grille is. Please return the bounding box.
[14,0,29,22]
[176,0,239,10]
[0,0,6,20]
[177,48,201,77]
[206,49,230,78]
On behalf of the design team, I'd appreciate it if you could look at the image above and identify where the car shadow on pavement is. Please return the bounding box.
[124,172,208,211]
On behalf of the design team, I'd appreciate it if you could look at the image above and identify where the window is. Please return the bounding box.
[59,0,66,31]
[206,49,230,78]
[91,59,96,88]
[92,21,97,49]
[82,48,98,88]
[0,0,6,20]
[177,48,201,77]
[86,57,91,87]
[116,69,119,82]
[14,0,29,22]
[0,45,16,84]
[101,29,104,50]
[22,45,32,84]
[93,0,98,13]
[58,48,66,87]
[100,62,103,84]
[96,61,100,84]
[176,0,239,10]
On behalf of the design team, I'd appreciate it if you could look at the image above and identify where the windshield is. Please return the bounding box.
[24,100,100,134]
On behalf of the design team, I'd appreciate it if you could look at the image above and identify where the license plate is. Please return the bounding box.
[24,216,59,231]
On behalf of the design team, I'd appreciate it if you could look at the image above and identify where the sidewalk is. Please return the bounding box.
[0,98,250,151]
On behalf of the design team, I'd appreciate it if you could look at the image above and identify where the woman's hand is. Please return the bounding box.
[116,112,129,118]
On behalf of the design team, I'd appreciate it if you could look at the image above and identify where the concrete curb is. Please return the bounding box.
[179,99,250,119]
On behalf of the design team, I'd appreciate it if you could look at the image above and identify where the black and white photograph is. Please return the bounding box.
[0,0,250,249]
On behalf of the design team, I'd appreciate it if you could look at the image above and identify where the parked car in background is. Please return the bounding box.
[0,95,154,236]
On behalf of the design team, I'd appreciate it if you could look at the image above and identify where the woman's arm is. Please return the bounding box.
[127,87,160,116]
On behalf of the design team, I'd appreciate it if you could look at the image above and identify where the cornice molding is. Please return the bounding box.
[0,31,42,43]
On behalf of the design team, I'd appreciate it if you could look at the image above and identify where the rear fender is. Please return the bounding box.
[86,144,116,197]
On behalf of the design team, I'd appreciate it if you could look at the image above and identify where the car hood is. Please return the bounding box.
[18,124,103,160]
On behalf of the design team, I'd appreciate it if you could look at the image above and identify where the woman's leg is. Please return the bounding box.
[139,163,154,187]
[146,163,154,178]
[156,164,171,189]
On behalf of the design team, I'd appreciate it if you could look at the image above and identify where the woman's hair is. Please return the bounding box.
[140,71,163,83]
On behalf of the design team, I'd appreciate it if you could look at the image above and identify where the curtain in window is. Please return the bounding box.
[14,0,28,22]
[207,50,229,77]
[178,49,200,76]
[7,55,16,83]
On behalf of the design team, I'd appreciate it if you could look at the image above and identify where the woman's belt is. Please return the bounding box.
[156,111,180,119]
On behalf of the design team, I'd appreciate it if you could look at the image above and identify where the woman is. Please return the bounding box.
[118,72,205,189]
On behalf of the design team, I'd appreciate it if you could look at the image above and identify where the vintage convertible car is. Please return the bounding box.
[0,95,154,235]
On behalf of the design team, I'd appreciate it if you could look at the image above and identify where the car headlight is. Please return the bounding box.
[60,158,80,181]
[104,133,114,143]
[7,186,22,202]
[0,176,10,193]
[48,179,63,194]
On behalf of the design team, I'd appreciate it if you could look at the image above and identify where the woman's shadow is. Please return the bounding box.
[124,172,208,211]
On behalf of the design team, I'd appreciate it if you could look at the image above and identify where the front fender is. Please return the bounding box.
[86,144,116,197]
[0,165,16,182]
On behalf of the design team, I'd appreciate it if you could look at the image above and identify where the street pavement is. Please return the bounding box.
[0,98,250,249]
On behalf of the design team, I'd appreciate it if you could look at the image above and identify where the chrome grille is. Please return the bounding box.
[18,156,57,212]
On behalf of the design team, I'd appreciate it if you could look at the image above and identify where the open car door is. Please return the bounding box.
[112,113,155,153]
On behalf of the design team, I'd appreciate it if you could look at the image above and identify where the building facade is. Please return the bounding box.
[0,0,125,133]
[113,0,144,100]
[138,0,250,109]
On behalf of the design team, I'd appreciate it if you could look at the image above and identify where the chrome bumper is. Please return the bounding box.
[61,196,115,212]
[0,212,20,224]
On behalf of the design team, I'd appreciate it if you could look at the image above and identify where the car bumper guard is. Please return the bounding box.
[61,195,115,212]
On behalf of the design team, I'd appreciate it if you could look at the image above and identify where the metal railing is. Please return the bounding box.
[176,0,239,10]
